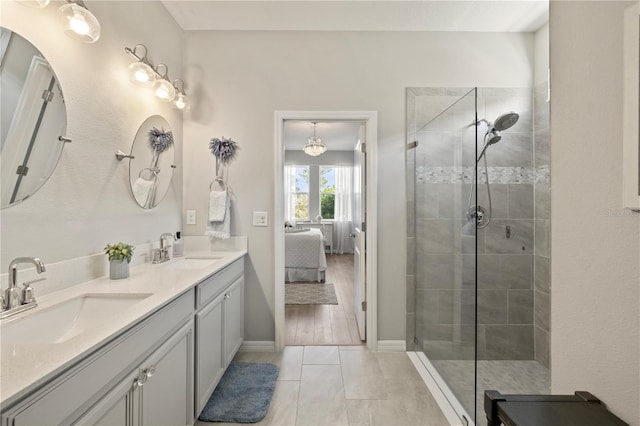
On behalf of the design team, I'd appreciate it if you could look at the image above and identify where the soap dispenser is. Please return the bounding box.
[173,231,183,257]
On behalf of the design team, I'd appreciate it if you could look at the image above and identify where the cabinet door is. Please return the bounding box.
[73,370,138,426]
[140,320,194,426]
[194,291,225,417]
[224,276,244,366]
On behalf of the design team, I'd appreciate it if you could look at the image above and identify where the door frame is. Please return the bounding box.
[274,111,378,352]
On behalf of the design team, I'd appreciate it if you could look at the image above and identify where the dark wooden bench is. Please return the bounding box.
[484,390,629,426]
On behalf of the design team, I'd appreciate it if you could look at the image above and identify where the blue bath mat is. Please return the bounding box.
[198,362,279,423]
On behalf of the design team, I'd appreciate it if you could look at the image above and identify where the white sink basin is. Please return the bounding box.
[164,256,223,270]
[1,293,152,345]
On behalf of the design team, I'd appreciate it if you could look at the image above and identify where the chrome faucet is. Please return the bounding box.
[2,257,46,318]
[152,233,174,264]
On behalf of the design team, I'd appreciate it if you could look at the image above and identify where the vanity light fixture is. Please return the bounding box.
[125,44,157,88]
[173,79,189,110]
[124,44,190,110]
[303,122,327,157]
[57,0,101,43]
[153,64,176,102]
[15,0,50,8]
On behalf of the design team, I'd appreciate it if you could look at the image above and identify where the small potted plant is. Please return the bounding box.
[104,242,135,280]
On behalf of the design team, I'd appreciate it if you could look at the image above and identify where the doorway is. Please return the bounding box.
[274,111,378,352]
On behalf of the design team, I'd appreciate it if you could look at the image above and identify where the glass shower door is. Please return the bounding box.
[412,88,478,423]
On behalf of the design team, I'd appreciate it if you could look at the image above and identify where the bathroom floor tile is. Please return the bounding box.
[223,346,448,426]
[339,350,389,400]
[303,345,340,365]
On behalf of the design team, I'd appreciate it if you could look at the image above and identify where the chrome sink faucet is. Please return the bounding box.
[152,233,174,264]
[2,257,46,318]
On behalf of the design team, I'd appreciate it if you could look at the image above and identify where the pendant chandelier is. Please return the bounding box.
[303,122,327,157]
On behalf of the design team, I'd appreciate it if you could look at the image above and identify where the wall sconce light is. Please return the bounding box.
[173,79,189,110]
[125,44,157,88]
[153,64,176,102]
[15,0,50,8]
[57,0,101,43]
[124,44,190,110]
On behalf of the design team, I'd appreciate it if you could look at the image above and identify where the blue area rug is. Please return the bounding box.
[198,362,279,423]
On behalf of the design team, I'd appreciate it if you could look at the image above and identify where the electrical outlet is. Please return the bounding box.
[186,210,196,225]
[253,211,268,227]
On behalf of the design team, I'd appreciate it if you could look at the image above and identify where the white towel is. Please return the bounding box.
[209,189,228,222]
[132,177,156,208]
[206,196,230,239]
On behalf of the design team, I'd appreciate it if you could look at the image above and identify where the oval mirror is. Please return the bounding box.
[1,27,68,209]
[128,115,175,209]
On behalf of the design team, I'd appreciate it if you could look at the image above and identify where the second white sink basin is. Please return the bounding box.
[164,256,223,270]
[1,293,153,345]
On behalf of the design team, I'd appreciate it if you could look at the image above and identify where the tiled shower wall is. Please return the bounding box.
[406,88,540,361]
[533,82,551,368]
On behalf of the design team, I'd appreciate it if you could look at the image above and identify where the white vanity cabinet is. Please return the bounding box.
[223,276,244,366]
[76,320,194,426]
[1,253,246,426]
[2,290,194,426]
[194,258,244,417]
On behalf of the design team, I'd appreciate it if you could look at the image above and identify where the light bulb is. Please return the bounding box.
[175,92,188,110]
[58,3,101,43]
[128,61,156,88]
[69,14,90,35]
[154,79,175,102]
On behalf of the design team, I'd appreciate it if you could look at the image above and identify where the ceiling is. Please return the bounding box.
[284,121,361,151]
[161,1,549,33]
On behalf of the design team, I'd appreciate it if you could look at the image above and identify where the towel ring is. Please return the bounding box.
[210,177,227,191]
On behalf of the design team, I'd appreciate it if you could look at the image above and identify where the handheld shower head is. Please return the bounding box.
[486,130,502,145]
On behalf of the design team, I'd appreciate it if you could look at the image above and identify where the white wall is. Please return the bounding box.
[0,2,183,271]
[183,30,533,341]
[550,2,640,424]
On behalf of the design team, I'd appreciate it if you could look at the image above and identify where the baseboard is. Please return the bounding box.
[376,340,406,352]
[239,340,276,352]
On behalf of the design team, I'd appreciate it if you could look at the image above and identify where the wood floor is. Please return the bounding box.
[285,254,364,346]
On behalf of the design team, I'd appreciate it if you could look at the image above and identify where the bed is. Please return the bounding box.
[285,228,327,282]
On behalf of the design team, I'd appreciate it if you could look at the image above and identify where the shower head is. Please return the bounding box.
[492,112,519,132]
[486,130,502,145]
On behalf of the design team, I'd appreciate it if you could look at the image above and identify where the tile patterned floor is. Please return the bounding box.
[195,346,449,426]
[432,359,550,425]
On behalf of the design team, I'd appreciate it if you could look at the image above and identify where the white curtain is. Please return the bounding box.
[284,166,297,224]
[334,166,353,254]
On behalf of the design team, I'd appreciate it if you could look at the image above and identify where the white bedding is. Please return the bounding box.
[285,228,327,282]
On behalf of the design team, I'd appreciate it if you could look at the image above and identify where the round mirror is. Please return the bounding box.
[1,27,68,209]
[128,115,175,209]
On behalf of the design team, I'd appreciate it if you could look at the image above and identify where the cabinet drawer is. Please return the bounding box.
[3,290,194,425]
[197,258,244,308]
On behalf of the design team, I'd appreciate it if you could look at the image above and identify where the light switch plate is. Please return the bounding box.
[253,211,268,227]
[186,210,196,225]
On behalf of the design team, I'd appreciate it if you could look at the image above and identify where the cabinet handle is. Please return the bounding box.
[224,293,230,299]
[134,372,147,388]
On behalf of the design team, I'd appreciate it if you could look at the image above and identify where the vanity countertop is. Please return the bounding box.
[0,249,246,407]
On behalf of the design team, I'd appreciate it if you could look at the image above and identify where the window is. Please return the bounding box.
[294,166,309,220]
[320,166,335,220]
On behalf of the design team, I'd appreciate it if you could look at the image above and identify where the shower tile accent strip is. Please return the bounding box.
[415,166,549,185]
